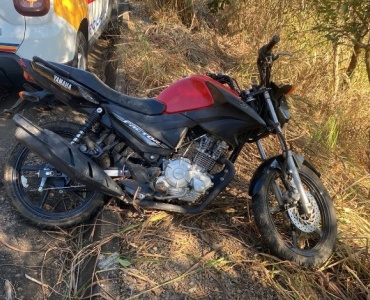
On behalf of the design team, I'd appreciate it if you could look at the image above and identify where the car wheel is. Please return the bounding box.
[74,31,88,70]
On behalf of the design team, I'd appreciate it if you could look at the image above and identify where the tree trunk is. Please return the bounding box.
[365,48,370,85]
[333,43,340,100]
[346,43,362,79]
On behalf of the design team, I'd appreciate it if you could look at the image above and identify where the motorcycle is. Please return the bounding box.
[3,35,337,268]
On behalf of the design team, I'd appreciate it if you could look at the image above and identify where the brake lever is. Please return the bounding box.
[273,51,293,60]
[277,51,293,56]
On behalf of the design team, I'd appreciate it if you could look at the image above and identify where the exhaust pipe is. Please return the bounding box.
[13,114,124,199]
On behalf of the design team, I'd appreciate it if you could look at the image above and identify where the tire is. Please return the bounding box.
[3,121,105,229]
[74,31,88,70]
[252,165,337,268]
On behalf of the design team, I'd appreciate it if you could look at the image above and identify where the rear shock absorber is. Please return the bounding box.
[71,107,104,145]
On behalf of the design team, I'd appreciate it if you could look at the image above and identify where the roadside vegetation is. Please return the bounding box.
[114,1,370,299]
[42,1,370,299]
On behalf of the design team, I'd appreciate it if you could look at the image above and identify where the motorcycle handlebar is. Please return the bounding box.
[206,73,229,84]
[206,73,238,92]
[266,35,280,52]
[259,35,280,57]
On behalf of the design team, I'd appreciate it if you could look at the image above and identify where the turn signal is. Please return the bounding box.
[285,85,295,95]
[13,0,50,17]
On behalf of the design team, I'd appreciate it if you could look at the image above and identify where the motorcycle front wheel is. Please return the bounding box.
[252,165,337,268]
[3,121,105,229]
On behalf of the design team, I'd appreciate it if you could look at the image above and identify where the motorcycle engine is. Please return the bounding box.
[154,135,229,202]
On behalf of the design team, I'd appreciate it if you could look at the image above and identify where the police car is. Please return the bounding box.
[0,0,117,87]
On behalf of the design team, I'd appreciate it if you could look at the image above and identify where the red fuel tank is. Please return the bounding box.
[157,75,237,114]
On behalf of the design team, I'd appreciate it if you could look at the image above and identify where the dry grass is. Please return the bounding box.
[114,1,370,298]
[36,0,370,299]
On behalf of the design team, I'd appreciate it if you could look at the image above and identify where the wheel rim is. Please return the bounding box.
[12,133,98,221]
[267,172,331,255]
[77,46,87,70]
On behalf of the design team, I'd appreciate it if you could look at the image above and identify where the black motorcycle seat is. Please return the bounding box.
[34,58,166,115]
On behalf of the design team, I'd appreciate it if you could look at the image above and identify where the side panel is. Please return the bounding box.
[26,59,99,112]
[183,82,266,147]
[87,0,112,41]
[105,103,197,155]
[183,103,265,147]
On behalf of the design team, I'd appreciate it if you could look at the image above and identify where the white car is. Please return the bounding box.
[0,0,117,87]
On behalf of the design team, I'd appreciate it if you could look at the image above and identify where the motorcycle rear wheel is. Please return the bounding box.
[3,121,105,229]
[252,165,337,268]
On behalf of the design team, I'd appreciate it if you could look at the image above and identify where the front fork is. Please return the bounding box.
[258,90,311,215]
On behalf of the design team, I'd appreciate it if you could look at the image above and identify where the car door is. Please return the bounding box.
[0,4,25,53]
[87,0,112,45]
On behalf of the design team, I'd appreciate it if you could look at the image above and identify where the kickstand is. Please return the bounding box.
[0,83,47,119]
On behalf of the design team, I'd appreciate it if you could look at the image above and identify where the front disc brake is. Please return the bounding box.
[287,192,320,233]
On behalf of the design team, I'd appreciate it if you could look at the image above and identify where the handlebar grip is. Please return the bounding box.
[264,35,280,53]
[207,73,227,83]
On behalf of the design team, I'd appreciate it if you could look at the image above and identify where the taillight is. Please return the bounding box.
[23,70,35,82]
[19,59,35,82]
[13,0,50,17]
[19,58,27,69]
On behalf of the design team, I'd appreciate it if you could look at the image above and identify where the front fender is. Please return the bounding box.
[248,152,320,197]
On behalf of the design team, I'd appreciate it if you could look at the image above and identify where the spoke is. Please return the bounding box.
[314,228,322,237]
[38,190,50,209]
[272,181,284,205]
[49,197,64,212]
[69,190,89,203]
[291,228,298,249]
[62,197,69,212]
[29,186,85,192]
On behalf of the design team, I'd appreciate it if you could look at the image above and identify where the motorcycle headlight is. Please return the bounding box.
[270,82,292,126]
[277,96,290,124]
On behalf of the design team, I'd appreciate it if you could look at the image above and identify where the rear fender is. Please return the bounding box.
[248,153,320,197]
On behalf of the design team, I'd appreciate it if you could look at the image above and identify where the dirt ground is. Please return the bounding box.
[0,32,114,299]
[0,90,68,299]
